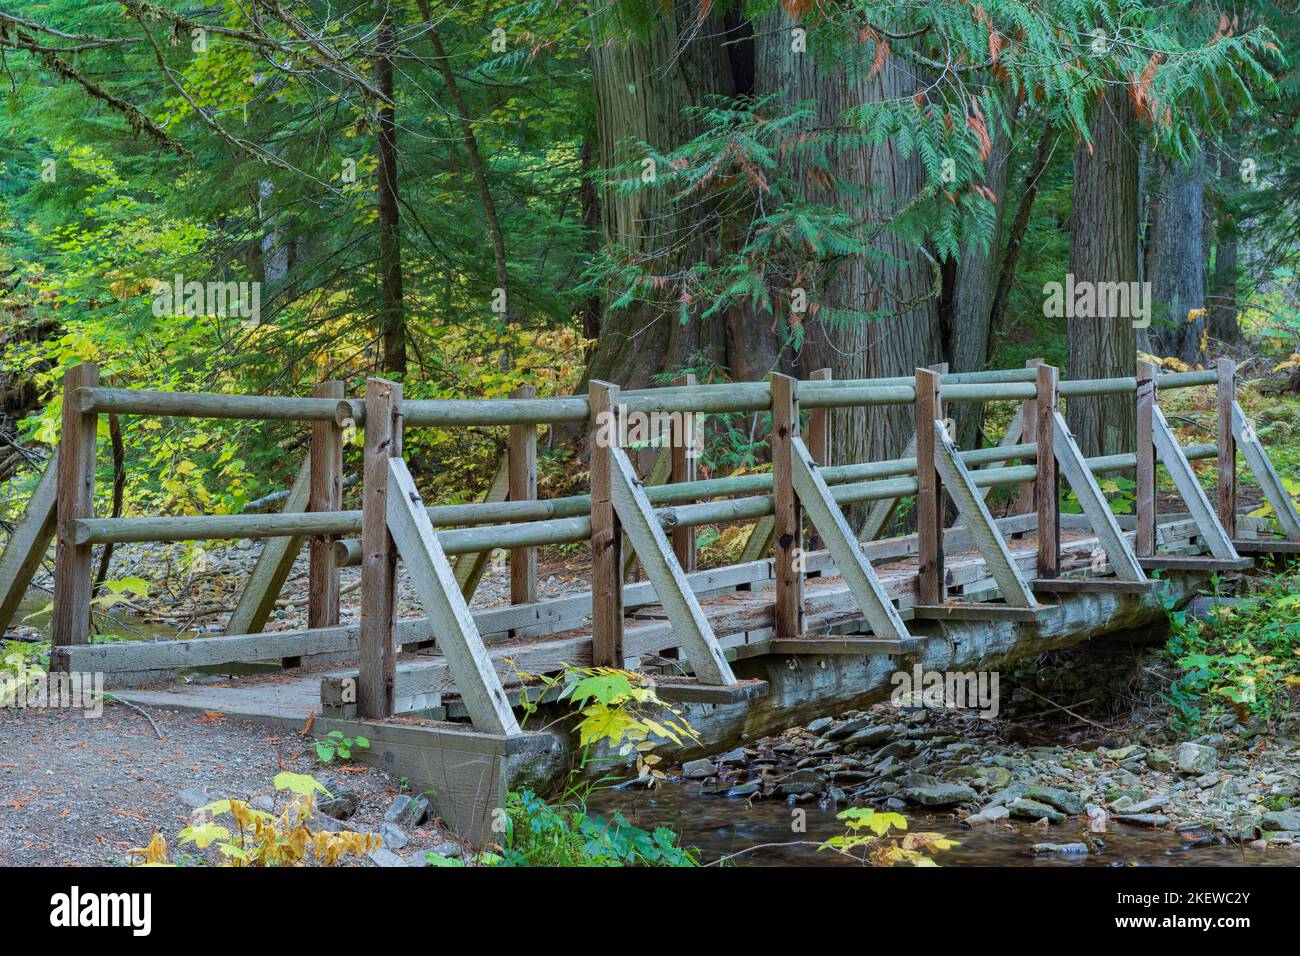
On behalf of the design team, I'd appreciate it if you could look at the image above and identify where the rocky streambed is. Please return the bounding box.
[646,676,1300,863]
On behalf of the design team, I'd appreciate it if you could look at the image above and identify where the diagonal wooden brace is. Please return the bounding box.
[386,457,520,735]
[789,437,911,642]
[1231,402,1300,539]
[930,420,1038,607]
[607,446,736,685]
[1051,411,1148,582]
[1152,406,1239,560]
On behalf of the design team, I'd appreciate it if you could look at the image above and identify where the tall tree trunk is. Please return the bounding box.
[584,2,742,390]
[1147,153,1206,364]
[947,93,1017,448]
[374,3,405,375]
[1209,151,1240,342]
[754,16,941,490]
[1066,87,1138,457]
[579,136,601,360]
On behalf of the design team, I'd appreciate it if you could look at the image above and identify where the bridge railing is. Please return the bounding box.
[1,357,1295,709]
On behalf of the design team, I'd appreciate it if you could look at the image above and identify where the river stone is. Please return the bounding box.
[1100,745,1145,762]
[1031,842,1089,855]
[1007,798,1065,823]
[900,783,978,807]
[1023,786,1084,815]
[1261,810,1300,831]
[725,782,761,799]
[773,769,824,797]
[682,758,716,779]
[964,805,1010,826]
[824,716,873,740]
[1114,813,1170,827]
[1175,742,1218,775]
[1146,750,1173,772]
[805,717,834,735]
[842,725,894,749]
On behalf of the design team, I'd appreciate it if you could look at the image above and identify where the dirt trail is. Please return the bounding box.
[0,705,455,866]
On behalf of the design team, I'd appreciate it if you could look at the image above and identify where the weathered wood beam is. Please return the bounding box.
[589,380,623,667]
[386,457,520,735]
[1217,358,1236,539]
[1231,401,1300,539]
[358,378,402,719]
[225,456,312,637]
[451,454,510,601]
[53,363,98,650]
[1035,363,1059,579]
[1051,410,1147,582]
[0,449,58,636]
[789,436,910,642]
[1135,361,1157,557]
[1152,405,1239,560]
[930,420,1037,608]
[508,385,538,605]
[608,446,735,685]
[770,373,803,639]
[670,373,698,572]
[308,381,344,636]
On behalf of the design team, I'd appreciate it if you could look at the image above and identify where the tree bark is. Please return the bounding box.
[1208,151,1240,342]
[753,14,941,494]
[1066,86,1138,457]
[1147,152,1206,364]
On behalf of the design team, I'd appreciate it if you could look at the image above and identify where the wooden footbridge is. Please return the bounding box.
[3,358,1298,840]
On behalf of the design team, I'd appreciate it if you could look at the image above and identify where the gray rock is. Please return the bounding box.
[380,822,408,850]
[1175,742,1218,775]
[384,794,413,823]
[824,715,873,740]
[805,717,834,735]
[402,796,433,827]
[1031,842,1089,855]
[717,748,749,766]
[1146,750,1173,772]
[1099,745,1145,761]
[682,758,716,780]
[773,769,824,798]
[900,783,978,807]
[725,782,761,799]
[318,790,360,820]
[178,787,210,809]
[964,805,1010,826]
[1261,810,1300,832]
[1114,813,1170,827]
[842,725,894,748]
[249,795,275,812]
[1007,798,1065,823]
[368,847,407,867]
[1023,786,1084,815]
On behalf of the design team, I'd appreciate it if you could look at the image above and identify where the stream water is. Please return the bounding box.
[585,781,1300,867]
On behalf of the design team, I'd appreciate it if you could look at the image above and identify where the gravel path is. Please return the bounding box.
[0,705,458,866]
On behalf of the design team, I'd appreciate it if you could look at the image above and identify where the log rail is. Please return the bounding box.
[2,359,1296,741]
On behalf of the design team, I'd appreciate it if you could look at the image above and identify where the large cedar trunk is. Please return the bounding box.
[1208,152,1240,343]
[753,14,941,488]
[1066,87,1138,457]
[1146,153,1206,364]
[584,4,779,390]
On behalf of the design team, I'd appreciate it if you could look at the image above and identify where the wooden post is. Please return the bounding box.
[915,367,944,606]
[0,449,59,636]
[508,385,538,604]
[1035,363,1060,579]
[52,362,98,651]
[589,380,623,667]
[1217,357,1236,539]
[307,381,344,648]
[770,373,803,638]
[805,368,832,466]
[1015,358,1043,514]
[1135,360,1158,557]
[358,378,402,719]
[669,373,697,572]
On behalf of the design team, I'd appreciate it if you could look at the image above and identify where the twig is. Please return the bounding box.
[1016,686,1109,729]
[106,695,164,739]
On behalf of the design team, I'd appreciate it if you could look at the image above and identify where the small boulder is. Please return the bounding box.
[178,787,211,809]
[1261,810,1300,832]
[899,783,978,807]
[380,822,408,850]
[318,790,360,821]
[1023,786,1084,816]
[1031,842,1089,855]
[1175,742,1218,775]
[1145,750,1173,772]
[1007,798,1065,823]
[682,758,716,780]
